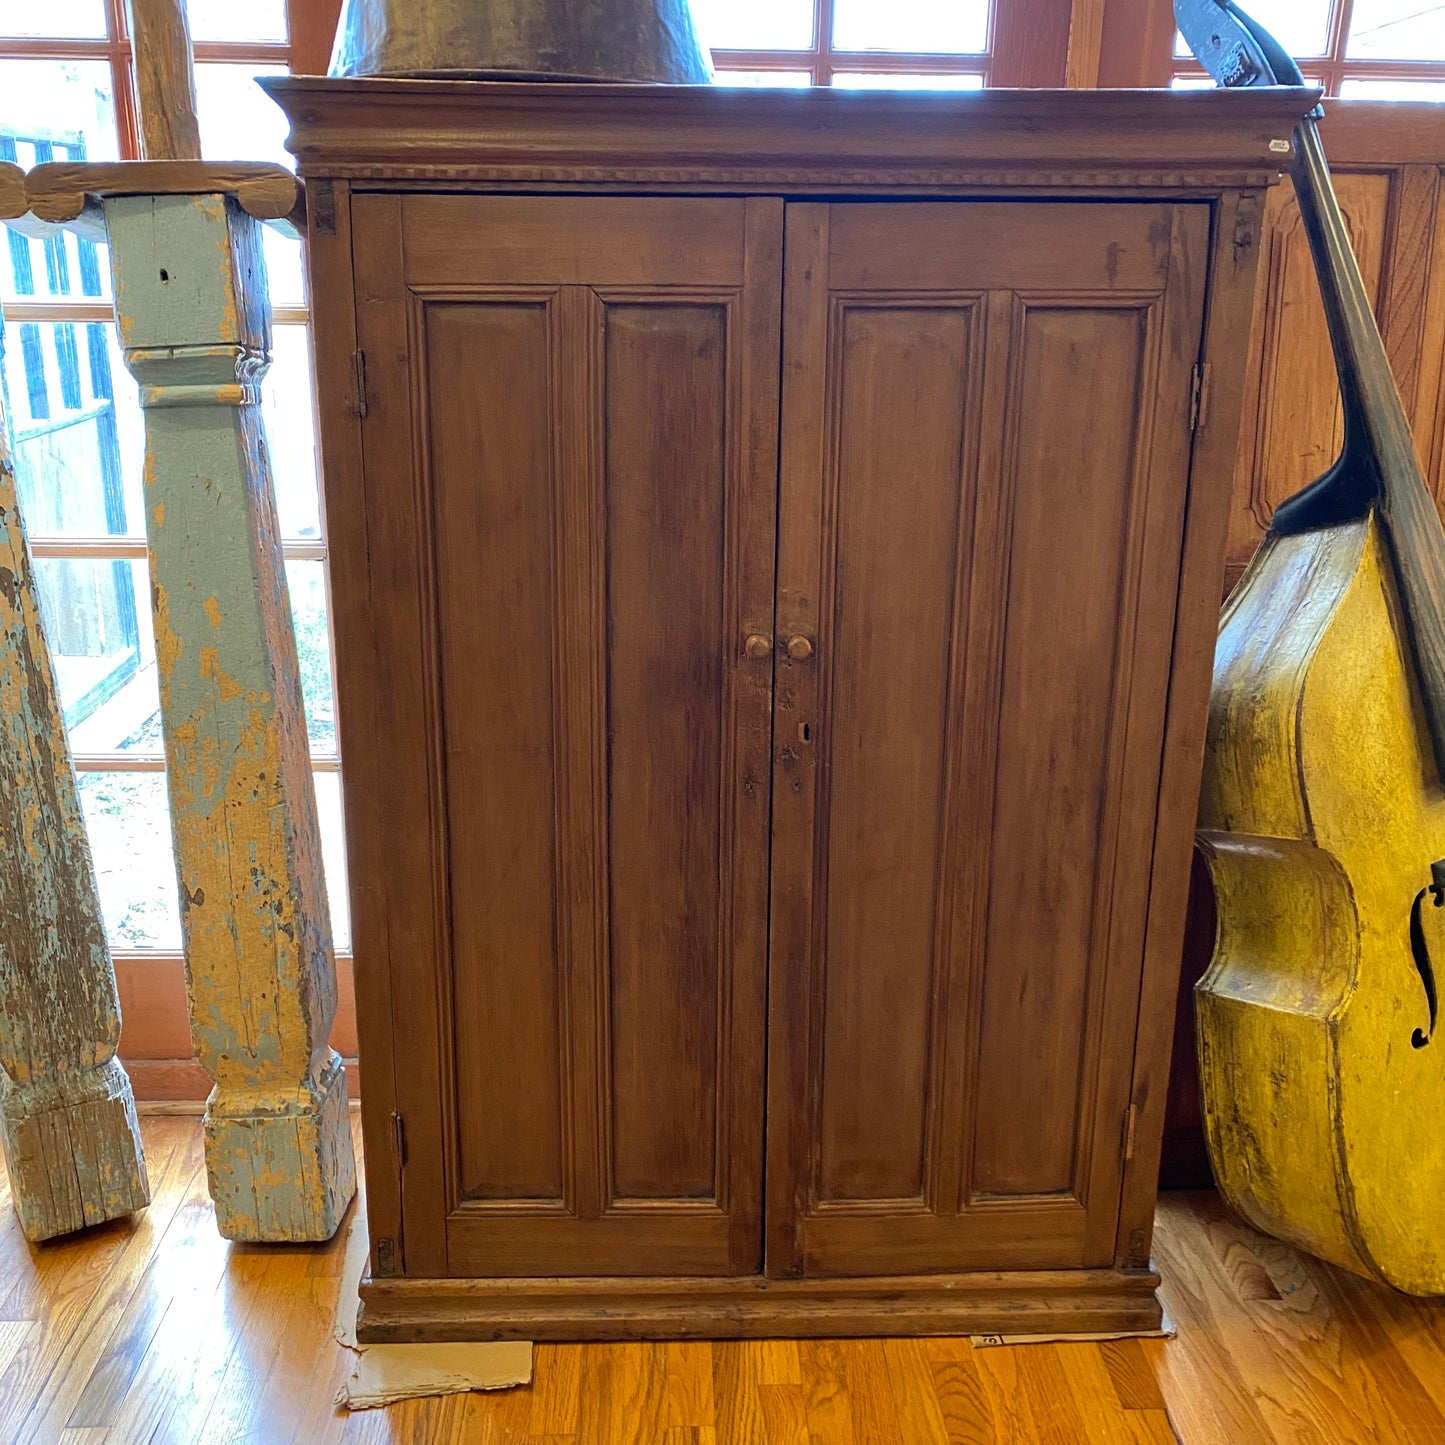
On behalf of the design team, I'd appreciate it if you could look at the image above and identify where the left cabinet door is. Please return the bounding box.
[351,194,783,1278]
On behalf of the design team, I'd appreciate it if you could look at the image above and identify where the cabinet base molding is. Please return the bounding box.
[357,1267,1162,1343]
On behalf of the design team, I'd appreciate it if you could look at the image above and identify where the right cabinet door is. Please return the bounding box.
[766,200,1210,1277]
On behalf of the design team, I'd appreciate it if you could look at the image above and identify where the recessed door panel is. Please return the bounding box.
[604,302,729,1204]
[816,303,977,1206]
[428,301,565,1208]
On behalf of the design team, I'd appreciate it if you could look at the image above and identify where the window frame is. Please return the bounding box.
[708,0,1069,87]
[1170,0,1445,94]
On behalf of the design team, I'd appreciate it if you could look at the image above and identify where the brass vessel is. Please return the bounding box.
[328,0,713,82]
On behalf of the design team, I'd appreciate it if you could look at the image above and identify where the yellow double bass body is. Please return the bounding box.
[1180,0,1445,1294]
[1199,517,1445,1293]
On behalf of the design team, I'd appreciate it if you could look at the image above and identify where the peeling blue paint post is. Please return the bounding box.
[0,337,151,1242]
[105,188,355,1241]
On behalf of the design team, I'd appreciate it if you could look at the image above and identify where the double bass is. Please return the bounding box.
[1179,0,1445,1293]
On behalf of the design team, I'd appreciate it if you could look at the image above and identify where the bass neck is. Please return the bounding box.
[1272,109,1445,776]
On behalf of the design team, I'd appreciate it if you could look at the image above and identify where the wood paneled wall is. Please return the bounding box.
[1223,105,1445,592]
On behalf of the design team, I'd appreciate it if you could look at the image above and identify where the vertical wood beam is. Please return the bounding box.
[124,0,203,161]
[1064,0,1107,87]
[991,0,1072,86]
[1378,164,1440,436]
[1093,0,1175,88]
[287,0,345,75]
[106,189,355,1240]
[0,353,150,1242]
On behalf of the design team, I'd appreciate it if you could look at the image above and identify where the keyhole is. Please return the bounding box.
[798,722,811,743]
[159,269,170,283]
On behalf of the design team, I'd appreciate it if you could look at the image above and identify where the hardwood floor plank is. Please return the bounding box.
[99,1230,246,1444]
[796,1341,856,1445]
[836,1341,905,1445]
[1015,1345,1094,1445]
[1182,1192,1443,1444]
[881,1338,950,1444]
[530,1343,582,1436]
[757,1340,803,1386]
[574,1343,666,1445]
[922,1337,997,1445]
[0,1321,36,1387]
[1099,1338,1170,1411]
[285,1315,354,1445]
[662,1341,716,1430]
[1350,1279,1445,1421]
[1056,1341,1178,1445]
[711,1341,767,1445]
[0,1120,197,1444]
[62,1137,217,1429]
[757,1382,809,1445]
[190,1252,318,1444]
[970,1343,1049,1445]
[1151,1196,1286,1445]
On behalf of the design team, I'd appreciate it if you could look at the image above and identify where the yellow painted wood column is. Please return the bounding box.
[0,331,150,1241]
[107,189,355,1241]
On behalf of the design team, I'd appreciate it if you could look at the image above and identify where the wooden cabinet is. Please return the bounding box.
[268,79,1317,1340]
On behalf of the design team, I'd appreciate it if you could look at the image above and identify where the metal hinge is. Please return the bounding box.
[375,1235,397,1276]
[351,349,368,420]
[1122,1102,1139,1162]
[310,179,337,237]
[390,1110,406,1166]
[1189,361,1212,433]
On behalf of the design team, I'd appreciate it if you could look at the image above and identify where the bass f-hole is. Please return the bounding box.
[1408,859,1445,1049]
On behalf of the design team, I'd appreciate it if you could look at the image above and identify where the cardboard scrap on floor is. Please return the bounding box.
[970,1312,1176,1348]
[334,1213,533,1410]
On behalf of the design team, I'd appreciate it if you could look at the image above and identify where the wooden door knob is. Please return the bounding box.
[787,635,814,661]
[743,634,773,659]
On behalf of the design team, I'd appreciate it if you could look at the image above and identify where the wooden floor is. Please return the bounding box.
[3,1118,1445,1443]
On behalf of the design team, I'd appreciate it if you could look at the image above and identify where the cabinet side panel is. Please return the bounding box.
[427,302,565,1204]
[604,303,728,1202]
[970,305,1144,1198]
[817,304,974,1204]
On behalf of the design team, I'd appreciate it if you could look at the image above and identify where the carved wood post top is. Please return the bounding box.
[0,163,24,220]
[20,161,301,240]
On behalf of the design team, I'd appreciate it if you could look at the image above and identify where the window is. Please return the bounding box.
[1173,0,1445,96]
[0,1,350,958]
[696,0,994,86]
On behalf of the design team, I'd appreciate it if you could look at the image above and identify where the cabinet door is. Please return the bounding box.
[767,201,1209,1277]
[352,195,782,1277]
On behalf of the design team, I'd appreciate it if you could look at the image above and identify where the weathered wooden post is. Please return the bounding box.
[123,184,355,1241]
[0,164,151,1239]
[15,0,358,1242]
[24,155,356,1241]
[27,163,356,1242]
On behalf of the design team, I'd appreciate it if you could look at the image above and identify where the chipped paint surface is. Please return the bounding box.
[106,193,354,1242]
[0,363,149,1242]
